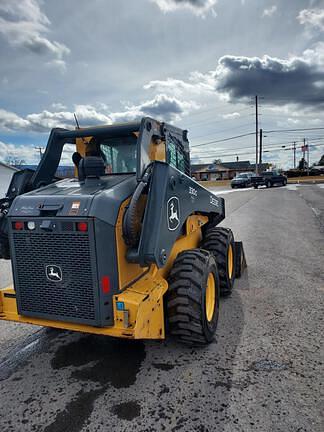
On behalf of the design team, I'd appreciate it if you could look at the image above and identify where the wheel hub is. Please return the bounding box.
[228,244,234,279]
[206,273,216,322]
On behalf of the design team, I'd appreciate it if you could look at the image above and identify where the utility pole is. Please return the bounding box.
[307,146,310,175]
[34,147,44,161]
[255,95,259,175]
[293,142,296,169]
[259,128,263,165]
[302,138,306,160]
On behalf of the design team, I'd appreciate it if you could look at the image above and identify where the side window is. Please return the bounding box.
[166,134,188,174]
[167,136,178,169]
[177,151,185,173]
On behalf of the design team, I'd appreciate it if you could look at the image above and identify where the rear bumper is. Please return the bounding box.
[231,182,246,187]
[0,271,168,340]
[0,286,132,338]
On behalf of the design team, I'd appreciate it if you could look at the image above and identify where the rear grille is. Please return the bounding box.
[12,231,98,324]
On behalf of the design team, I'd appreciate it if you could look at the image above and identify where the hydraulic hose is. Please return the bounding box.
[123,166,152,247]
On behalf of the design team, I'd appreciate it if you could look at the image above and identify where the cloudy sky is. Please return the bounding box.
[0,0,324,168]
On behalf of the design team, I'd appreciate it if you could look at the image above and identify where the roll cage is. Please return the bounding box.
[30,117,190,189]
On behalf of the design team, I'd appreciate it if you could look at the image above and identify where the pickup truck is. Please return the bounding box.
[251,171,287,188]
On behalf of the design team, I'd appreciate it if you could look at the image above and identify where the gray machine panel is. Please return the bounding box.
[136,161,225,267]
[8,174,138,327]
[8,175,135,221]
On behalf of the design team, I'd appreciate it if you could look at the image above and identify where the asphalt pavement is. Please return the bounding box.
[0,184,323,432]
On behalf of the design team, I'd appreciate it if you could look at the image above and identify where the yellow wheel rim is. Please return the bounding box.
[228,244,234,279]
[205,273,216,322]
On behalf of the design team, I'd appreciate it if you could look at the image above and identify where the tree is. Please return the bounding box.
[213,159,222,164]
[5,156,25,167]
[298,157,307,170]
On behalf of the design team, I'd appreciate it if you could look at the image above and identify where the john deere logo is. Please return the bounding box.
[167,197,180,231]
[45,265,62,282]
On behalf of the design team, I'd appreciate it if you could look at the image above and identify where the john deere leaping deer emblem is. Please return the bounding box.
[167,197,180,231]
[45,265,62,282]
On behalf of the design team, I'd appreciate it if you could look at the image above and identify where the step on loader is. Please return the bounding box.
[0,117,246,345]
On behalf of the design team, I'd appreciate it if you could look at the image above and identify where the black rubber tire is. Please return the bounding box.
[167,249,220,345]
[254,185,258,189]
[200,227,235,297]
[266,181,271,188]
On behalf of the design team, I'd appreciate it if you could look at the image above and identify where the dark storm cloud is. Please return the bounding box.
[144,43,324,108]
[215,47,324,106]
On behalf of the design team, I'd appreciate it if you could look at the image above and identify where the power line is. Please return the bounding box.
[190,127,324,149]
[262,137,324,146]
[192,141,297,155]
[191,142,324,161]
[180,104,252,122]
[190,114,252,139]
[191,141,321,157]
[190,121,255,140]
[264,127,324,133]
[191,132,255,148]
[184,110,253,129]
[193,136,324,153]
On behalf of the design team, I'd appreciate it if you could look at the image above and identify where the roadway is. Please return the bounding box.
[0,183,323,432]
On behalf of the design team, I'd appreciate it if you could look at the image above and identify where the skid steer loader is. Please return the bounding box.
[0,117,245,345]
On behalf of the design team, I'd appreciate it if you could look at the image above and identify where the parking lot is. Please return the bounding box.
[0,184,323,432]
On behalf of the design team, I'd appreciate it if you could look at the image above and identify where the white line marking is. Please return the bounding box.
[0,338,40,370]
[286,184,299,191]
[209,187,257,195]
[311,207,321,217]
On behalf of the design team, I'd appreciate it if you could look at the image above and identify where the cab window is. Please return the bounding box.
[99,135,137,174]
[166,134,187,174]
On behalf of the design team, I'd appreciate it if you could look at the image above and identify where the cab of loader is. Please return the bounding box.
[0,117,244,345]
[0,117,190,259]
[33,117,190,187]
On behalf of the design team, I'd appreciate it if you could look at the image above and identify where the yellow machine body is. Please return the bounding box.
[0,214,208,339]
[0,117,229,344]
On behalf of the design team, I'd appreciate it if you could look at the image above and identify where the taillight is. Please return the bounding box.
[102,276,110,294]
[14,221,24,230]
[76,222,88,232]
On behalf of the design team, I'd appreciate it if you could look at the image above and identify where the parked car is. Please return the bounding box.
[251,171,287,189]
[231,172,255,188]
